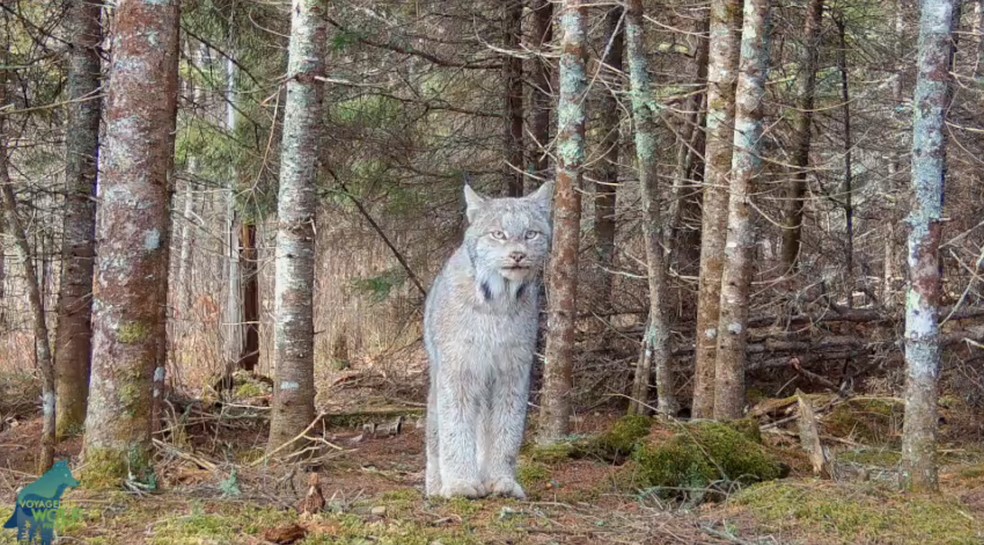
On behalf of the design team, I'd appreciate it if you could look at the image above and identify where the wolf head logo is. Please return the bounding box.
[3,460,80,545]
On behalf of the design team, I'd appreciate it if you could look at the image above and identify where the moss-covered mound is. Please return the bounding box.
[632,421,785,497]
[732,480,984,545]
[823,398,903,445]
[583,415,653,461]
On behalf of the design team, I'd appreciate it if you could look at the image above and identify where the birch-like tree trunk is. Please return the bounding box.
[54,0,102,440]
[176,43,205,323]
[538,0,586,445]
[624,0,676,417]
[901,0,955,493]
[528,0,553,189]
[714,0,772,420]
[82,0,179,487]
[502,0,524,197]
[267,0,326,453]
[780,0,823,272]
[222,53,244,377]
[691,0,742,418]
[595,7,623,315]
[1,133,56,473]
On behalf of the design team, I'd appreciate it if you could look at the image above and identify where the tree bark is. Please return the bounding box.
[538,0,586,445]
[528,0,553,190]
[624,0,676,417]
[780,0,823,272]
[594,7,623,316]
[54,0,102,440]
[901,0,955,493]
[502,0,524,197]
[714,0,772,420]
[691,0,742,419]
[268,0,326,453]
[81,0,179,487]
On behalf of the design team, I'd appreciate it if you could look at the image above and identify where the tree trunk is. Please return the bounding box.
[901,0,955,493]
[239,222,259,372]
[81,0,179,487]
[54,0,102,440]
[538,0,586,445]
[528,0,553,190]
[714,0,772,420]
[884,0,907,312]
[780,0,823,272]
[0,119,56,473]
[222,53,243,378]
[176,43,204,325]
[691,0,742,419]
[502,0,524,197]
[594,6,623,316]
[624,0,676,417]
[267,0,326,453]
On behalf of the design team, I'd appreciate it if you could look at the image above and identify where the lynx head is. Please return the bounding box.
[462,182,553,299]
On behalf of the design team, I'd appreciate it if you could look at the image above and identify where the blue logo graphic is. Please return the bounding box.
[3,460,80,544]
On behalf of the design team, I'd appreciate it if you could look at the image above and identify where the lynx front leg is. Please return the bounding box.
[425,386,442,497]
[482,366,531,499]
[436,367,488,498]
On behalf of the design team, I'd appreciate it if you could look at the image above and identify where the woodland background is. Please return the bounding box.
[0,0,982,543]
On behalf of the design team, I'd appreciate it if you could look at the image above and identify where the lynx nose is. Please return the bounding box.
[509,251,526,263]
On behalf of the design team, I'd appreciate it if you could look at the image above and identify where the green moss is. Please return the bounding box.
[526,442,577,464]
[117,321,151,344]
[632,421,784,499]
[516,460,551,491]
[730,418,763,444]
[584,415,653,460]
[837,448,901,467]
[957,464,984,481]
[824,398,904,445]
[734,480,983,544]
[234,381,266,399]
[81,446,154,490]
[150,503,292,544]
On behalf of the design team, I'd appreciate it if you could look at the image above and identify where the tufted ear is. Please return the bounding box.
[528,181,554,215]
[463,184,487,223]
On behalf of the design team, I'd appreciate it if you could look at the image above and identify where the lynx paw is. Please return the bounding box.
[440,480,488,499]
[484,476,526,499]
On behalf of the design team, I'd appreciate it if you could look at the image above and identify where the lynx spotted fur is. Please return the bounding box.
[424,182,553,499]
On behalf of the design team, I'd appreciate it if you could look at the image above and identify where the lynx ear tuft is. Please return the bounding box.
[528,181,554,213]
[463,184,487,223]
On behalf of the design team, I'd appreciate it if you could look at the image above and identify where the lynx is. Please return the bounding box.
[424,182,553,499]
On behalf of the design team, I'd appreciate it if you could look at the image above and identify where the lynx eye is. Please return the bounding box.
[490,230,507,241]
[524,230,541,240]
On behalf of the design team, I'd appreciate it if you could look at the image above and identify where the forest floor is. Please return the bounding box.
[1,377,984,544]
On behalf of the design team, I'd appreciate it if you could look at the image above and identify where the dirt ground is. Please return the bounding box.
[1,398,983,545]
